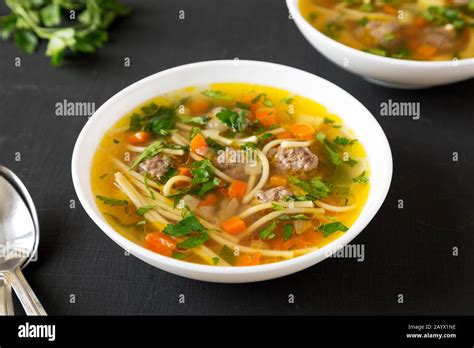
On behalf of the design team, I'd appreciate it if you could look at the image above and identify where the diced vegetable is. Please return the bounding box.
[198,193,218,207]
[188,99,209,115]
[382,5,398,15]
[416,44,437,59]
[228,180,248,200]
[269,175,287,187]
[145,232,176,257]
[221,216,247,234]
[235,253,261,266]
[178,167,192,177]
[190,133,208,156]
[276,130,293,139]
[127,131,151,144]
[288,123,315,140]
[255,107,277,126]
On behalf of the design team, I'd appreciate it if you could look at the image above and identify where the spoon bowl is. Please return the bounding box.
[0,166,46,315]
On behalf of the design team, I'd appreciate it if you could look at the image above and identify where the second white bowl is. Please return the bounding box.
[287,0,474,89]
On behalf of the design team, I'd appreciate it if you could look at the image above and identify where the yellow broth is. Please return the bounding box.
[300,0,474,60]
[91,83,370,266]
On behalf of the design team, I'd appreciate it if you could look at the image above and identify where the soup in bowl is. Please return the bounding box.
[287,0,474,88]
[72,60,392,282]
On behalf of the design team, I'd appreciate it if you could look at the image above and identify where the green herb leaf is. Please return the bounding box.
[96,195,128,206]
[129,141,164,169]
[14,29,38,54]
[220,245,236,264]
[136,205,155,216]
[283,224,294,241]
[40,4,61,27]
[288,176,331,200]
[177,232,209,249]
[259,221,277,240]
[216,108,248,133]
[281,97,294,104]
[163,213,206,237]
[319,221,348,237]
[172,252,188,260]
[202,90,233,100]
[352,170,369,184]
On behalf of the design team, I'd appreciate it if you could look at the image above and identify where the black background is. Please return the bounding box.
[0,0,473,315]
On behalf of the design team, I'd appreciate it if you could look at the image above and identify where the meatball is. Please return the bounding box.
[419,27,460,53]
[355,21,402,50]
[214,148,249,180]
[138,155,171,179]
[256,186,293,202]
[267,147,318,172]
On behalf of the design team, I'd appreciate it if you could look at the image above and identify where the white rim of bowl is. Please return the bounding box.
[287,0,474,68]
[71,59,393,277]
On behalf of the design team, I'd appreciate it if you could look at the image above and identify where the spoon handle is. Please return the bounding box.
[0,274,14,315]
[6,267,47,316]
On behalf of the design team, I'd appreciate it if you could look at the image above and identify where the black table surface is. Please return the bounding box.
[0,0,473,316]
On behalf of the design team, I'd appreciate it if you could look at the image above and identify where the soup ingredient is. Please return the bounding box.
[191,133,208,156]
[0,0,130,66]
[318,221,349,237]
[145,232,176,257]
[228,180,248,200]
[255,108,278,126]
[268,147,319,172]
[256,186,294,202]
[222,216,247,234]
[96,195,128,206]
[300,0,474,60]
[91,83,370,267]
[138,156,171,180]
[128,131,151,145]
[289,123,316,140]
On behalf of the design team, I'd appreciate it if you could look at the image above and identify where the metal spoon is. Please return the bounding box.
[0,166,40,315]
[0,168,46,315]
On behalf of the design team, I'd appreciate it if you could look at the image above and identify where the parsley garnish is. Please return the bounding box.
[96,195,128,206]
[202,90,233,100]
[259,221,277,240]
[318,221,348,237]
[288,176,331,200]
[352,171,369,184]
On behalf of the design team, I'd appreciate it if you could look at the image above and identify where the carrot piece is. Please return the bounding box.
[228,180,248,200]
[235,253,261,266]
[414,16,426,28]
[416,44,438,59]
[269,175,287,187]
[221,216,247,235]
[199,193,218,207]
[178,167,192,177]
[281,237,306,250]
[276,130,293,139]
[382,4,398,15]
[144,232,176,257]
[255,107,277,126]
[190,133,208,156]
[188,99,209,115]
[127,131,151,144]
[288,122,315,140]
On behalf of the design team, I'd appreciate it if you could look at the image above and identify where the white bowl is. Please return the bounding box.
[287,0,474,89]
[71,60,392,283]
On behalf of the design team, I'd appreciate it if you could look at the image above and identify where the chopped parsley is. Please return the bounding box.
[283,224,294,241]
[202,90,233,101]
[318,221,348,237]
[259,221,277,240]
[288,176,331,200]
[352,171,369,184]
[136,205,155,216]
[216,108,248,133]
[96,195,128,206]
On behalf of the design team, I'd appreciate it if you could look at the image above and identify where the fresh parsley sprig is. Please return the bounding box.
[0,0,131,66]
